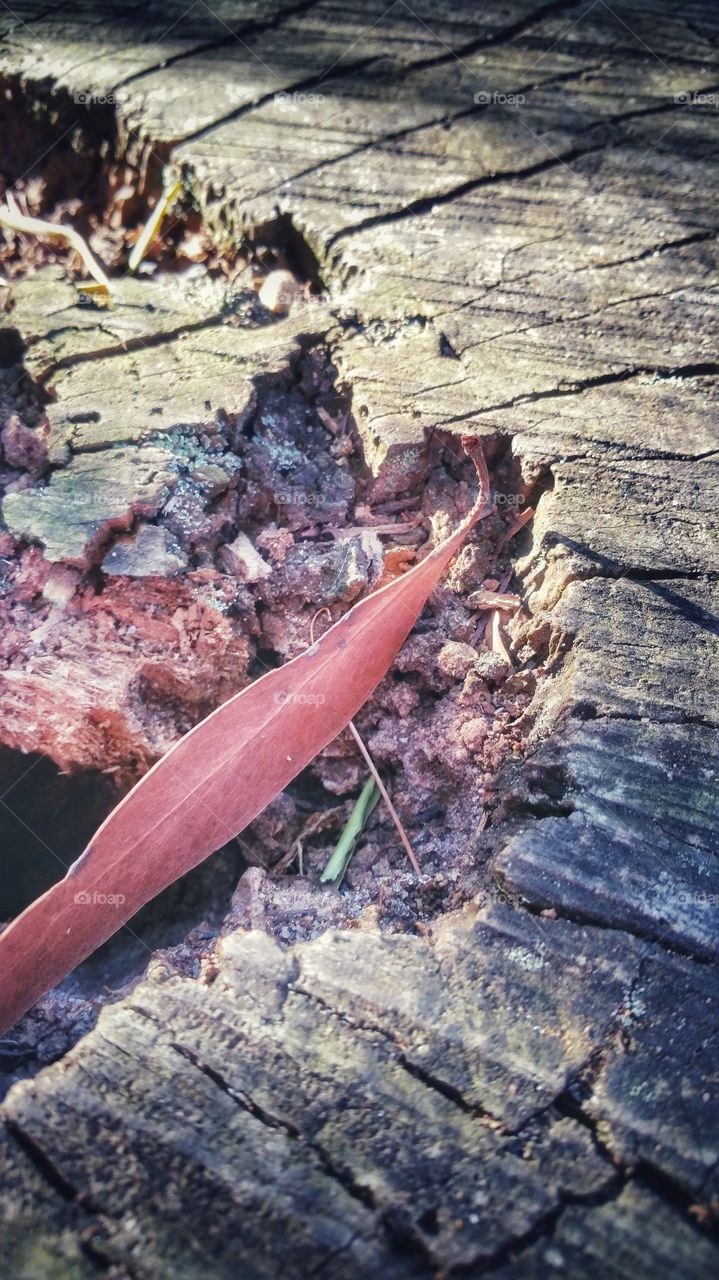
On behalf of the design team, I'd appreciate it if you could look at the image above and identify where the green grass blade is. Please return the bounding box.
[321,778,380,886]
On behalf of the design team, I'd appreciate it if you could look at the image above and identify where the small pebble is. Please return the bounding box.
[504,670,536,696]
[437,640,478,680]
[258,269,302,314]
[474,650,509,685]
[42,564,81,607]
[460,669,489,702]
[460,718,489,752]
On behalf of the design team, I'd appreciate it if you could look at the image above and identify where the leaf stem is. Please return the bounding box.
[347,721,421,877]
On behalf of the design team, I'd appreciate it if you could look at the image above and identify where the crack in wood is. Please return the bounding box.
[112,0,329,93]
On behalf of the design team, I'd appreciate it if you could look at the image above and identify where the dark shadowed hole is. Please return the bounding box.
[0,327,25,367]
[0,747,247,995]
[0,747,116,920]
[417,1207,439,1235]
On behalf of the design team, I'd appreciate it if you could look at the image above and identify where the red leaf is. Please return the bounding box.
[0,440,489,1033]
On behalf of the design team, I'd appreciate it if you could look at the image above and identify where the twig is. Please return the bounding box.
[346,721,421,878]
[489,610,513,666]
[310,607,333,645]
[128,177,183,273]
[497,505,534,553]
[288,838,304,876]
[0,196,111,293]
[467,589,521,611]
[327,521,417,538]
[310,607,421,878]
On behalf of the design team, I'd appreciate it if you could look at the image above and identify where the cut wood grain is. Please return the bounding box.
[0,902,717,1277]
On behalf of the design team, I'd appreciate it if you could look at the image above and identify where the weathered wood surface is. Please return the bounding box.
[0,0,718,1275]
[2,904,718,1277]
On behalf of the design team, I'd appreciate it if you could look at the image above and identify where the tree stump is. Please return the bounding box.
[0,2,717,1276]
